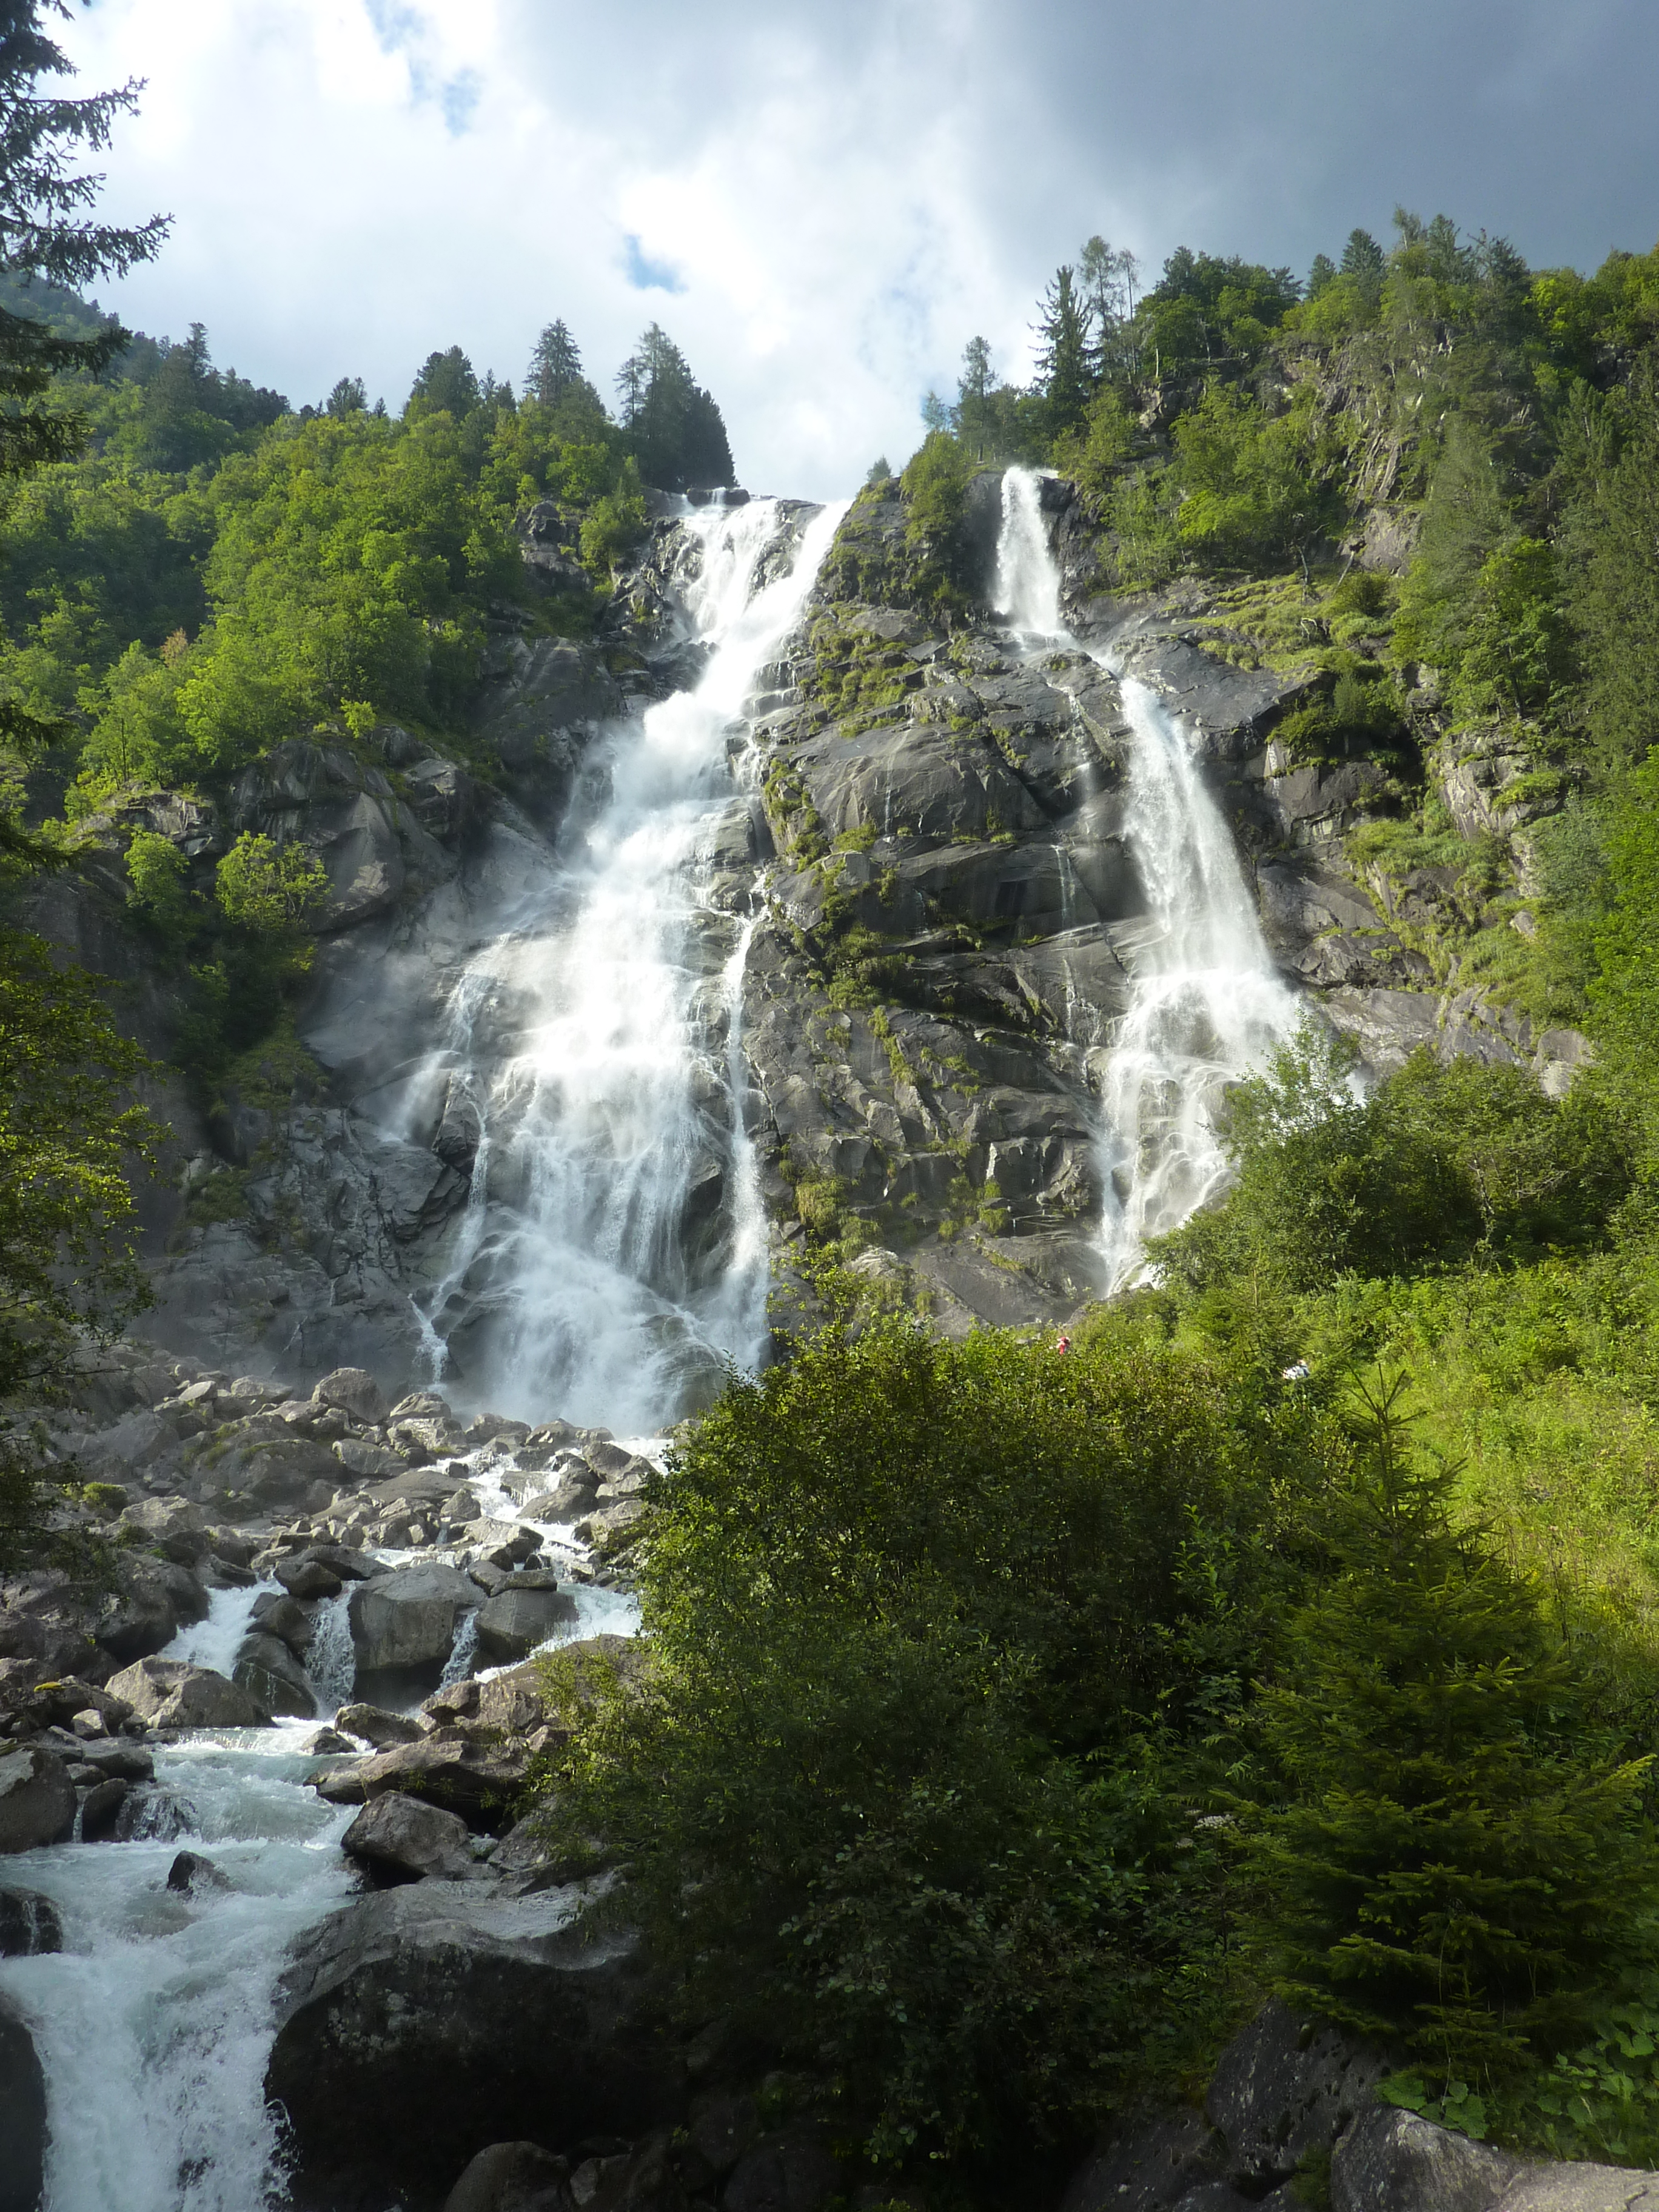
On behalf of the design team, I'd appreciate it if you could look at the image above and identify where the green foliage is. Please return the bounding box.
[1050,384,1138,501]
[0,927,158,1557]
[214,831,327,939]
[545,1318,1311,2165]
[124,826,188,943]
[578,457,648,578]
[899,431,974,605]
[1245,1375,1658,2082]
[1153,1024,1632,1299]
[1170,384,1338,571]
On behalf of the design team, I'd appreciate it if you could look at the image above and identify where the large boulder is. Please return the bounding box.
[116,1495,210,1564]
[0,1747,75,1854]
[313,1365,390,1425]
[474,1582,578,1665]
[0,1996,46,2212]
[266,1885,679,2207]
[349,1564,480,1674]
[341,1791,478,1884]
[723,2128,843,2212]
[106,1656,271,1729]
[1205,1997,1389,2187]
[443,2140,569,2212]
[232,1631,317,1719]
[0,1886,62,1956]
[92,1554,210,1663]
[313,1731,526,1830]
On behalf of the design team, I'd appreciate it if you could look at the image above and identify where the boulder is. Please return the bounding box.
[313,1731,526,1829]
[94,1554,210,1661]
[117,1495,210,1564]
[1205,1999,1389,2187]
[336,1701,430,1750]
[0,1746,75,1853]
[249,1591,315,1655]
[474,1583,579,1664]
[341,1791,478,1884]
[266,1885,679,2207]
[443,2139,568,2212]
[679,2093,762,2190]
[724,2127,843,2212]
[167,1850,231,1894]
[106,1656,271,1729]
[1493,2167,1659,2209]
[489,1814,583,1897]
[349,1564,480,1672]
[0,1886,61,1956]
[313,1365,390,1425]
[232,1631,317,1719]
[80,1774,129,1840]
[0,1996,46,2212]
[1331,2106,1521,2212]
[275,1556,343,1601]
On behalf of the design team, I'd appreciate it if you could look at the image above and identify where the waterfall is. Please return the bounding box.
[304,1589,357,1713]
[994,466,1062,637]
[991,466,1302,1287]
[407,497,848,1430]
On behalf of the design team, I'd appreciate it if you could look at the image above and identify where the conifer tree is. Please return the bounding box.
[526,318,582,403]
[1035,265,1093,437]
[1246,1376,1657,2082]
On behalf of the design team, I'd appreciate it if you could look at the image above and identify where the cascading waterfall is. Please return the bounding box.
[304,1589,357,1712]
[992,466,1302,1286]
[406,496,848,1432]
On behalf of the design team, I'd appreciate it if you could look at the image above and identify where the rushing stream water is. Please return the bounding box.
[991,466,1301,1288]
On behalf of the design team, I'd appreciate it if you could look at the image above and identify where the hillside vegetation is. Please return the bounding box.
[532,214,1659,2205]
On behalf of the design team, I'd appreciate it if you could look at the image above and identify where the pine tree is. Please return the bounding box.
[1246,1376,1657,2083]
[616,323,735,491]
[527,318,582,403]
[407,344,480,418]
[1035,265,1094,437]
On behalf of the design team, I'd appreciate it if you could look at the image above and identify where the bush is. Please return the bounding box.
[1245,1376,1659,2083]
[543,1316,1315,2165]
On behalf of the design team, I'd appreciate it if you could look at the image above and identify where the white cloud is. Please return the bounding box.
[55,0,1659,497]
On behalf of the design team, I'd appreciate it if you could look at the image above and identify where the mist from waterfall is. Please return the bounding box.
[412,496,847,1432]
[992,466,1302,1287]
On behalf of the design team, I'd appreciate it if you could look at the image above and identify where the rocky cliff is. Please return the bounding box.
[20,476,1591,1398]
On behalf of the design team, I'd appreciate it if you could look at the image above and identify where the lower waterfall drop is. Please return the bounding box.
[991,466,1303,1287]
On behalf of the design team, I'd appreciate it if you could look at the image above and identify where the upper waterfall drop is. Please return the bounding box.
[408,496,848,1433]
[993,467,1062,637]
[987,466,1303,1287]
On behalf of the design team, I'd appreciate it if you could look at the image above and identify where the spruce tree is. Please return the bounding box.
[1246,1376,1657,2082]
[526,318,582,403]
[1035,265,1093,437]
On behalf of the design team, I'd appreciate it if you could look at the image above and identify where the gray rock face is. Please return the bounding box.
[336,1701,429,1750]
[723,2128,843,2212]
[0,1996,46,2212]
[106,1656,271,1729]
[232,1631,317,1718]
[341,1789,478,1884]
[443,2139,569,2212]
[313,1731,525,1829]
[1059,2111,1224,2212]
[1205,1997,1390,2187]
[0,1747,76,1854]
[474,1584,578,1664]
[349,1564,480,1672]
[266,1885,679,2207]
[1331,2107,1522,2212]
[0,1886,62,1955]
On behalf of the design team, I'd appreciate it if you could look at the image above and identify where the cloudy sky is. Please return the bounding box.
[59,0,1659,497]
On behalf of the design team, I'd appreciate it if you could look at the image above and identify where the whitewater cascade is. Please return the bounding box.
[404,497,846,1432]
[992,468,1302,1286]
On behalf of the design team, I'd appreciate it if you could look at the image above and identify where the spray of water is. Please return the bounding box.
[991,466,1302,1285]
[404,497,848,1430]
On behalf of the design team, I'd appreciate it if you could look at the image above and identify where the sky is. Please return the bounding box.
[56,0,1659,498]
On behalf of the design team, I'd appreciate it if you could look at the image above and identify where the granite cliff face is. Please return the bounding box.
[30,477,1589,1404]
